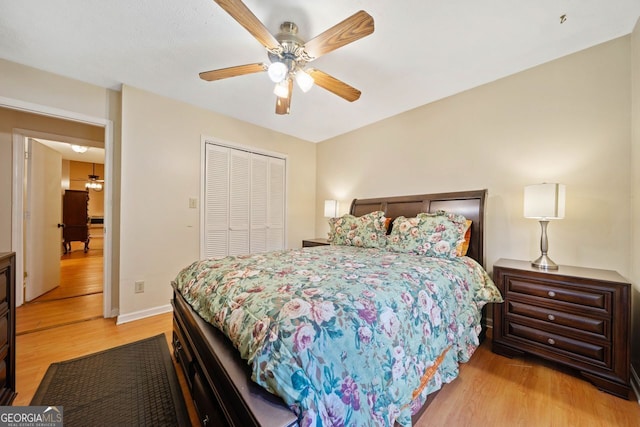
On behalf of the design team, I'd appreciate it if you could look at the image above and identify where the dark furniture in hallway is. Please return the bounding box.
[62,190,90,254]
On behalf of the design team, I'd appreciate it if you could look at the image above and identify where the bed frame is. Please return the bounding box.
[172,189,487,426]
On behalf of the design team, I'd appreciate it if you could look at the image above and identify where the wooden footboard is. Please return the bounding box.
[172,289,441,426]
[172,289,298,427]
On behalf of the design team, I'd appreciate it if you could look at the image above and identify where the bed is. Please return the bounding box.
[171,189,502,426]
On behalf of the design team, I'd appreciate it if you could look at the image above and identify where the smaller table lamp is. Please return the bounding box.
[524,183,566,270]
[324,200,338,218]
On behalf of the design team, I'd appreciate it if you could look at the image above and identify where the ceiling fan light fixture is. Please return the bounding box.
[85,175,103,192]
[267,61,288,83]
[85,163,104,192]
[273,80,290,98]
[295,70,314,93]
[200,2,374,115]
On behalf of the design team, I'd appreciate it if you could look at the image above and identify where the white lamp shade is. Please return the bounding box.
[524,183,566,219]
[324,200,338,218]
[295,70,314,93]
[267,62,288,83]
[273,81,290,98]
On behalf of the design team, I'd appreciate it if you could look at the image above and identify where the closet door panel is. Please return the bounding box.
[229,150,250,255]
[204,145,230,258]
[250,155,268,253]
[267,158,285,251]
[204,230,228,259]
[203,142,286,258]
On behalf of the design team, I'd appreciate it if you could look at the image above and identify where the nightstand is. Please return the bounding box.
[492,258,631,399]
[302,238,329,247]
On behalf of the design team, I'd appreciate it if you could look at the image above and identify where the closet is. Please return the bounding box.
[203,143,286,259]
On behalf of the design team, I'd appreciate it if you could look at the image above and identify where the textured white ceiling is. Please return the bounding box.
[1,1,638,142]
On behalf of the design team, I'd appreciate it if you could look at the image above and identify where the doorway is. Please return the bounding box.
[3,102,114,331]
[17,138,106,334]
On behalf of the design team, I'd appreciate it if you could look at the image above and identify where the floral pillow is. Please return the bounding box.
[327,211,388,248]
[387,211,468,258]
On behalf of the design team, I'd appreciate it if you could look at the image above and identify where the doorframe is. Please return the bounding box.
[2,96,115,318]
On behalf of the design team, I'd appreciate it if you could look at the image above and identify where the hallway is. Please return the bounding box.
[16,235,103,335]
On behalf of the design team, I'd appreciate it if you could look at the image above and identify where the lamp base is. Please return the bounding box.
[531,254,559,270]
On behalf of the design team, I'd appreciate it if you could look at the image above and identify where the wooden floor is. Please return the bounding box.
[17,237,103,335]
[14,248,640,426]
[419,338,640,426]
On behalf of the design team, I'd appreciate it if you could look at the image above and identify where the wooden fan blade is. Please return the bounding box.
[307,69,361,102]
[214,0,280,50]
[303,10,374,60]
[275,79,293,115]
[199,63,267,81]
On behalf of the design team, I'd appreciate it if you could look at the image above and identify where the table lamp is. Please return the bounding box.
[524,183,566,270]
[324,200,338,218]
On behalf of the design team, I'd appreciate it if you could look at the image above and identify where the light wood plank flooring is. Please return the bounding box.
[17,236,103,335]
[14,247,640,426]
[419,338,640,426]
[17,314,639,426]
[16,314,200,426]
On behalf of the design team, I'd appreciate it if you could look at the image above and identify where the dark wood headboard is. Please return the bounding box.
[349,189,487,267]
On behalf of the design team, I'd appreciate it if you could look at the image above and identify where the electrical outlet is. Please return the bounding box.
[134,280,144,293]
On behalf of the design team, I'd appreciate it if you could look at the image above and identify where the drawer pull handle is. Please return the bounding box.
[547,338,556,345]
[547,291,556,297]
[547,314,555,321]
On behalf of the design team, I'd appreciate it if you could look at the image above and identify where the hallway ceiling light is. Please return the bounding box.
[71,145,88,153]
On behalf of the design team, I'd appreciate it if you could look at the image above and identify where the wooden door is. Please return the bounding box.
[25,139,62,302]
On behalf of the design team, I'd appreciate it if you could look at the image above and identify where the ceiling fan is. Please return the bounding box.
[85,163,104,192]
[199,0,375,115]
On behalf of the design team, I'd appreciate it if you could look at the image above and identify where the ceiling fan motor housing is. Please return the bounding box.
[268,22,309,78]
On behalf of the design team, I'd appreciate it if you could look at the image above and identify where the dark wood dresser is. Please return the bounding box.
[0,252,16,405]
[492,258,631,399]
[62,190,90,253]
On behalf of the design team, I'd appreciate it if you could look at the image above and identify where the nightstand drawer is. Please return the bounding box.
[506,277,608,313]
[508,322,609,365]
[507,300,608,338]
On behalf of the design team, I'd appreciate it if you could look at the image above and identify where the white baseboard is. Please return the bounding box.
[116,303,172,325]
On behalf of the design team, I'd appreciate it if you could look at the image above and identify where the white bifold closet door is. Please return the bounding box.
[203,143,285,259]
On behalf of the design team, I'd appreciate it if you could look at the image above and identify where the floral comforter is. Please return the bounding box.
[173,246,502,426]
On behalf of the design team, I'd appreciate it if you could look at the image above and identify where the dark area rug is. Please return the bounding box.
[30,334,190,426]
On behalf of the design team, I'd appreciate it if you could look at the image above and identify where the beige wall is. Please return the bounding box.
[0,58,111,120]
[118,86,316,316]
[630,17,640,389]
[0,59,119,310]
[317,36,632,279]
